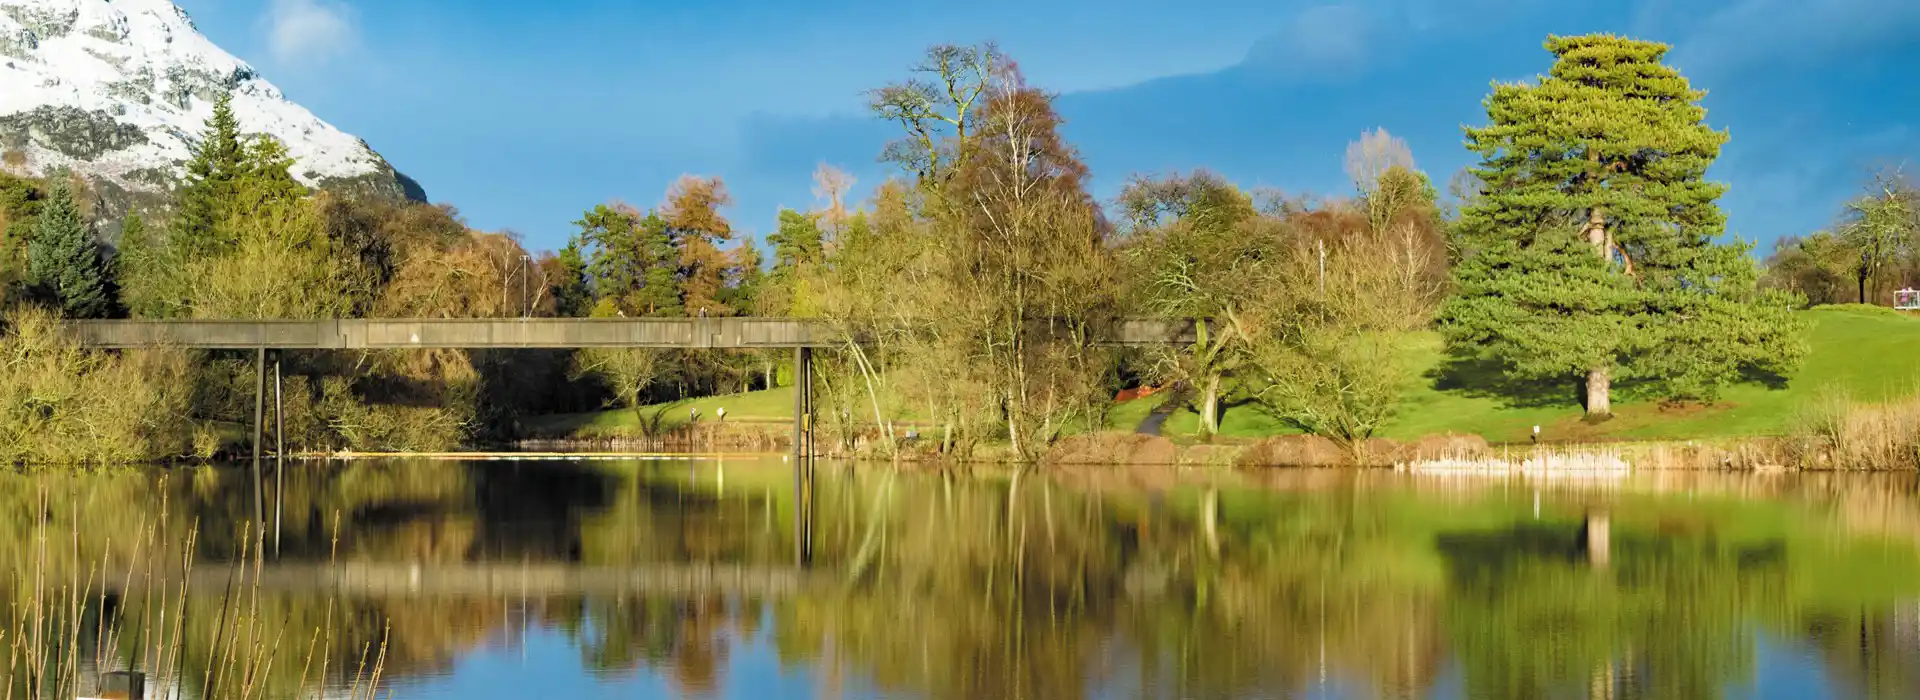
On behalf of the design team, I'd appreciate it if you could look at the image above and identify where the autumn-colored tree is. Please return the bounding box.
[915,50,1117,458]
[664,176,735,316]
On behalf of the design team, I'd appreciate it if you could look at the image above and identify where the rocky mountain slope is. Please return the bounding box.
[0,0,420,228]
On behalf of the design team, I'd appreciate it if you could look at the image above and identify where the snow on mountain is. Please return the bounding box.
[0,0,418,224]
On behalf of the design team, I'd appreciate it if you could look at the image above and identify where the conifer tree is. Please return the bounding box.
[549,241,592,317]
[1439,35,1803,417]
[760,208,824,316]
[27,176,113,318]
[633,211,682,317]
[570,204,682,316]
[171,92,246,257]
[767,208,824,271]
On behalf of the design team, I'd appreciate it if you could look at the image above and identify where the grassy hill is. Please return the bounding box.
[530,306,1920,444]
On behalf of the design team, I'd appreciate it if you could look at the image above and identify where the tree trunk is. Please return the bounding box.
[1583,200,1613,419]
[1200,374,1222,437]
[1585,365,1612,418]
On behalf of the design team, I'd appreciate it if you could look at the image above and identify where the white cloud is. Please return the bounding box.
[264,0,357,66]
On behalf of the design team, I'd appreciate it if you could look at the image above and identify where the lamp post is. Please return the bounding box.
[519,254,531,317]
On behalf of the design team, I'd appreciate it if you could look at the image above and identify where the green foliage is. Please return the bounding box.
[169,91,245,258]
[25,176,114,318]
[548,241,592,317]
[767,208,824,271]
[0,308,194,463]
[569,204,683,316]
[1440,34,1805,409]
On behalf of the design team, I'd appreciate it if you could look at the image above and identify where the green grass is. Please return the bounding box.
[528,386,803,436]
[531,306,1920,444]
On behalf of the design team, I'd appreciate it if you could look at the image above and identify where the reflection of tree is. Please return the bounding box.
[1438,522,1790,700]
[7,463,1920,699]
[1803,606,1920,700]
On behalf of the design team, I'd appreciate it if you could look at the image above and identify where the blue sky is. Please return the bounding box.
[176,0,1920,254]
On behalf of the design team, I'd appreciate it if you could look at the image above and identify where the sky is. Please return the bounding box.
[173,0,1920,254]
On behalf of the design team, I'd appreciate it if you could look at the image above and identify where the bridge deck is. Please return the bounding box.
[70,318,1198,349]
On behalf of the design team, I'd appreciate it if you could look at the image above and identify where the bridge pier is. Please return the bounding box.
[251,347,266,533]
[793,346,815,565]
[273,351,285,557]
[1582,511,1610,569]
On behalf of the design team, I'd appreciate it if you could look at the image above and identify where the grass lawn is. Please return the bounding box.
[530,306,1920,444]
[528,386,802,436]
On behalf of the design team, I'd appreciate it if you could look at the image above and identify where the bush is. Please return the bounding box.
[0,308,195,463]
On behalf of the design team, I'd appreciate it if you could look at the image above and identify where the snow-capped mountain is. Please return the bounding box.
[0,0,419,227]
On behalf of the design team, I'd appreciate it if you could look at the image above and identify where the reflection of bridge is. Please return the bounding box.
[69,318,1200,350]
[105,562,826,599]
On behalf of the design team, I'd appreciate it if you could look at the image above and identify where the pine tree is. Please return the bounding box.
[633,211,682,317]
[171,92,246,257]
[767,208,824,271]
[571,204,682,316]
[1439,34,1804,417]
[27,176,113,318]
[549,241,592,317]
[720,240,763,313]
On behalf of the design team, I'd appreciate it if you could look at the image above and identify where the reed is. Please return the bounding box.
[0,477,387,699]
[1783,389,1920,470]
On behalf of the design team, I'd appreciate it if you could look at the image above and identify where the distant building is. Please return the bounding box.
[1898,288,1920,311]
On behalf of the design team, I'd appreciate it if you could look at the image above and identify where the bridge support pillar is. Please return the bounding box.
[273,351,285,558]
[251,347,266,537]
[1583,511,1610,569]
[793,346,815,566]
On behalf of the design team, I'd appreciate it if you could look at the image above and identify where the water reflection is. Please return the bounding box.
[2,461,1919,699]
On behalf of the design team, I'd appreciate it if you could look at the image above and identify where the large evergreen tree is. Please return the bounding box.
[569,204,682,317]
[1440,35,1803,417]
[170,92,246,257]
[27,176,113,318]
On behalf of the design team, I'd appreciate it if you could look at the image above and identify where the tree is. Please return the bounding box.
[1440,34,1803,417]
[1345,127,1417,231]
[1839,174,1917,304]
[170,92,246,257]
[1761,232,1855,306]
[27,175,113,318]
[1121,170,1267,437]
[868,44,1000,186]
[568,203,680,317]
[938,59,1118,458]
[664,176,735,316]
[546,242,592,317]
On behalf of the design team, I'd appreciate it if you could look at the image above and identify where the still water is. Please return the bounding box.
[6,458,1920,699]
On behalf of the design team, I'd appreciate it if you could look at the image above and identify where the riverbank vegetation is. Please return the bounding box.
[0,33,1911,464]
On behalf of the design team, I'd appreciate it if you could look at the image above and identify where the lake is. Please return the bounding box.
[5,458,1920,699]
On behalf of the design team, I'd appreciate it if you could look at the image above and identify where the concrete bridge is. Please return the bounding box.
[68,316,1202,562]
[68,317,1201,349]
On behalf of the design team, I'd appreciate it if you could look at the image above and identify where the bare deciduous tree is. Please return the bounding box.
[1344,127,1415,196]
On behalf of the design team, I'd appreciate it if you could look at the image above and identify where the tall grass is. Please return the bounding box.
[1,479,387,699]
[1787,388,1920,470]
